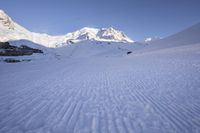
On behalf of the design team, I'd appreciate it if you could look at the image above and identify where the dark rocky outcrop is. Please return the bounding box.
[67,39,75,44]
[0,42,17,49]
[0,42,43,56]
[2,58,31,63]
[127,51,132,55]
[19,45,43,53]
[3,58,21,63]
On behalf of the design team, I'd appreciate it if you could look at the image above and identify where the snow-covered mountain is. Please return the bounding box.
[137,37,161,45]
[143,37,161,43]
[65,27,134,44]
[0,10,134,48]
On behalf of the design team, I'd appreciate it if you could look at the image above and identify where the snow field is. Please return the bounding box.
[0,42,200,133]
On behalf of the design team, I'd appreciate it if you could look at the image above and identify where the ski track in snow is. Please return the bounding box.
[0,43,200,133]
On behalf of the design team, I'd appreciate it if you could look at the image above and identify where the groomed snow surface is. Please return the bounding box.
[0,41,200,133]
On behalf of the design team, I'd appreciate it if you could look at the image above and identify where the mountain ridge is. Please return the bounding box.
[0,9,134,48]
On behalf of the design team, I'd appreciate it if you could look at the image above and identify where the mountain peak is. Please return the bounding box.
[98,27,134,43]
[65,27,134,43]
[0,9,7,17]
[101,27,116,31]
[0,10,15,29]
[80,27,99,31]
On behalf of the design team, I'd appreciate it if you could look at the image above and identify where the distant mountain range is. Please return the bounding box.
[0,10,133,48]
[1,9,200,51]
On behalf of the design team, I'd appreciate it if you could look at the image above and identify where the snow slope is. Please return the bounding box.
[0,41,200,133]
[145,22,200,51]
[0,10,133,48]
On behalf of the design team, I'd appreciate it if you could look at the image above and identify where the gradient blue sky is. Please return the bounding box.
[0,0,200,40]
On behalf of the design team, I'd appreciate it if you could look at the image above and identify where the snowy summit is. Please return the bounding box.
[65,27,134,44]
[0,10,134,48]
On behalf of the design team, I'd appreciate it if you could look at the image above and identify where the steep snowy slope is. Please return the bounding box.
[0,10,133,48]
[145,23,200,51]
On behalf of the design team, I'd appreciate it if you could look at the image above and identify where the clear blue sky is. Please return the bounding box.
[1,0,200,40]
